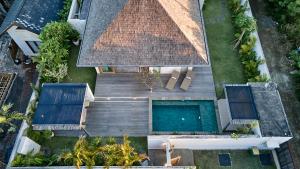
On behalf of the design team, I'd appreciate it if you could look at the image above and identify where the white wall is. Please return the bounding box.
[150,67,192,74]
[148,135,292,150]
[7,26,40,56]
[17,136,40,155]
[199,0,205,9]
[67,0,86,37]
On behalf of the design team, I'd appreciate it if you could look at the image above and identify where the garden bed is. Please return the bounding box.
[194,150,276,169]
[203,0,245,98]
[11,135,148,167]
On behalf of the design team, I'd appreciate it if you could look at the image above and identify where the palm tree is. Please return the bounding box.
[119,136,143,167]
[99,136,145,168]
[0,103,27,133]
[59,137,95,169]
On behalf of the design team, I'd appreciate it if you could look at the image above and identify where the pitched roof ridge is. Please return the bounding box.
[156,0,208,63]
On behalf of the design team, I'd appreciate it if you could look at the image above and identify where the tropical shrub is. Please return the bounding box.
[39,22,79,45]
[59,0,73,21]
[59,137,95,169]
[33,22,79,82]
[229,0,268,82]
[289,49,300,70]
[267,0,300,99]
[26,128,53,145]
[12,153,58,167]
[59,136,145,168]
[0,103,27,134]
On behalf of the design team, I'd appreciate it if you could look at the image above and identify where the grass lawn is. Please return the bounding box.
[42,136,148,155]
[203,0,246,98]
[63,46,97,92]
[194,150,276,169]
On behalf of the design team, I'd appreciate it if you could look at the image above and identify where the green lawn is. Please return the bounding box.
[203,0,245,98]
[194,150,276,169]
[63,46,97,92]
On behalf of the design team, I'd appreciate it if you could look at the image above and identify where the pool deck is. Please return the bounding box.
[85,66,217,136]
[94,66,216,100]
[85,101,149,136]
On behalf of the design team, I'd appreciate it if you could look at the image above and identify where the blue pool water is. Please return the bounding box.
[152,100,218,132]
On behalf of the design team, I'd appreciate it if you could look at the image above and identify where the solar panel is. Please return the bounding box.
[225,85,259,120]
[259,153,273,166]
[32,83,86,125]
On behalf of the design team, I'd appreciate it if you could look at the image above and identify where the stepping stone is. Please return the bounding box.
[218,153,231,166]
[259,153,273,166]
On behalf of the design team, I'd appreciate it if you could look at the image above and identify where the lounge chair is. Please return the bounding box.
[166,70,180,90]
[180,70,193,91]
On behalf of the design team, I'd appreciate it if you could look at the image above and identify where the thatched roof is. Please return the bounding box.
[78,0,208,67]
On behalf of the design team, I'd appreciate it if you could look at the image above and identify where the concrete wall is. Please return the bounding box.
[17,136,40,155]
[7,26,40,56]
[199,0,205,9]
[67,0,86,37]
[148,135,292,150]
[149,67,192,74]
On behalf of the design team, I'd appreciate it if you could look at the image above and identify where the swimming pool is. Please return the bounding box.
[152,100,218,132]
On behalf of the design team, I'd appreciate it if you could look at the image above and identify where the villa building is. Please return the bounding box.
[6,0,294,168]
[58,0,294,159]
[0,0,63,57]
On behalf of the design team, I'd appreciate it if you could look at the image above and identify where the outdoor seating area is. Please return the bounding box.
[94,67,216,99]
[166,69,193,91]
[166,70,180,90]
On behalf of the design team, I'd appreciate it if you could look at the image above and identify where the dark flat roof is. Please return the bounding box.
[225,85,259,120]
[249,82,292,137]
[0,0,63,35]
[32,83,87,125]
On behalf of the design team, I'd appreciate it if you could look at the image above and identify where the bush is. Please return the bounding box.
[229,0,266,82]
[39,22,79,46]
[33,22,79,82]
[12,153,59,167]
[27,128,53,145]
[59,0,73,21]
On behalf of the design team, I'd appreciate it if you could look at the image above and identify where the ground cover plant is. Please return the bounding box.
[229,0,269,82]
[33,21,79,83]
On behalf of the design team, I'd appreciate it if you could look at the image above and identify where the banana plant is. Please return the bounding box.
[0,103,27,133]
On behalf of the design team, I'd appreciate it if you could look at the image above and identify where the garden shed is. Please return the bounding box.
[32,83,94,131]
[218,83,291,138]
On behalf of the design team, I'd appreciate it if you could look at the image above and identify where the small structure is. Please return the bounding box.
[221,84,259,131]
[219,82,292,138]
[32,83,94,132]
[0,0,63,56]
[17,136,40,155]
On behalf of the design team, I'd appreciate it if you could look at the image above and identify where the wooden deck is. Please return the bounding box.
[86,66,216,136]
[85,101,149,136]
[94,67,216,100]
